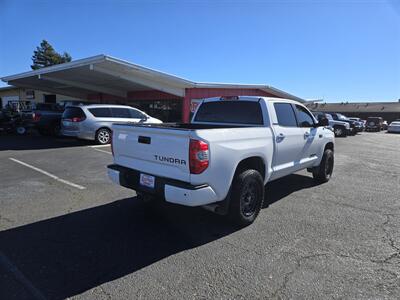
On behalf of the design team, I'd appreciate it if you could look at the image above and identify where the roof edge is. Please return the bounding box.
[1,54,107,82]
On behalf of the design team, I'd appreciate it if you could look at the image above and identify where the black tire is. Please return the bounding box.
[333,126,346,137]
[312,149,334,183]
[38,128,50,136]
[49,122,61,136]
[15,126,27,135]
[228,169,264,226]
[95,128,111,145]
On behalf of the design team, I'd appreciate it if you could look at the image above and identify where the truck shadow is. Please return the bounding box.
[0,134,94,151]
[0,174,315,299]
[263,173,317,208]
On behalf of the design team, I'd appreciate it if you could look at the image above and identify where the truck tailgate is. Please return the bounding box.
[112,124,191,182]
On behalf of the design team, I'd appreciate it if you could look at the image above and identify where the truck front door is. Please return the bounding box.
[270,102,308,179]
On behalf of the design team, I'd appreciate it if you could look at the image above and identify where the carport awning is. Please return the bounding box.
[1,54,304,102]
[2,55,192,98]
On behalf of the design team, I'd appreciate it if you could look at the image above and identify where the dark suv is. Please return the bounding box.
[365,117,383,132]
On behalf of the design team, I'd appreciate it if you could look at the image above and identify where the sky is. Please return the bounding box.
[0,0,399,102]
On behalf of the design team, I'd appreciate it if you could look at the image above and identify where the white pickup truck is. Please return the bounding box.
[108,96,334,225]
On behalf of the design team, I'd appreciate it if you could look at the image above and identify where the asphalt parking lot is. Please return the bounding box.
[0,132,399,299]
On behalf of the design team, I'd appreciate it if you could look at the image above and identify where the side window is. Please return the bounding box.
[111,108,131,118]
[295,105,315,127]
[129,109,146,119]
[88,108,112,118]
[274,103,298,127]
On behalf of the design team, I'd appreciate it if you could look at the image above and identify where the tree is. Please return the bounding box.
[31,40,72,70]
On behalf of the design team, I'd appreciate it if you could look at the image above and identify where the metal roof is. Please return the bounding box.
[306,102,400,113]
[1,54,304,102]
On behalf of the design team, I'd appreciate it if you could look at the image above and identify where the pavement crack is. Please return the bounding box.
[377,214,400,263]
[270,253,329,299]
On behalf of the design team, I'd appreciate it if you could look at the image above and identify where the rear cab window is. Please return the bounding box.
[194,101,264,125]
[62,107,86,119]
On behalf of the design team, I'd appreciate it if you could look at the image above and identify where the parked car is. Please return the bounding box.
[348,117,365,132]
[108,96,334,226]
[382,120,388,130]
[61,104,162,144]
[387,121,400,133]
[313,112,349,137]
[365,117,383,132]
[328,113,357,135]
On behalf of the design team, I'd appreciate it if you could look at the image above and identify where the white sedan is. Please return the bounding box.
[387,121,400,133]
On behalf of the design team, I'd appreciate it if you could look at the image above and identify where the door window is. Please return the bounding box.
[129,109,146,119]
[88,107,112,118]
[295,105,315,127]
[111,108,131,118]
[274,103,298,127]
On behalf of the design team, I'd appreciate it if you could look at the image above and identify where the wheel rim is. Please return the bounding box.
[335,128,342,136]
[16,127,26,135]
[325,156,334,178]
[98,130,110,144]
[240,181,259,217]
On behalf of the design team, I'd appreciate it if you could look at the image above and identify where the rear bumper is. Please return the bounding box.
[61,128,94,140]
[107,164,219,206]
[388,127,400,133]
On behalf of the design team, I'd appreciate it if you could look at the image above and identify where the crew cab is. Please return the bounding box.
[108,97,335,225]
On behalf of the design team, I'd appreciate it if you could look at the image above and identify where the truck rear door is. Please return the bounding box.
[112,124,191,182]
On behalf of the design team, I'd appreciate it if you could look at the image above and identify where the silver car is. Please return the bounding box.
[61,104,162,144]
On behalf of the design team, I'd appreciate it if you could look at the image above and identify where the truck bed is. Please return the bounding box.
[113,122,256,131]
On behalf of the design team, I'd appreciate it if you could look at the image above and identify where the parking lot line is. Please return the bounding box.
[92,148,112,155]
[9,158,86,190]
[89,144,110,148]
[0,251,46,300]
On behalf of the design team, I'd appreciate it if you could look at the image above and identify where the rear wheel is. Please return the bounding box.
[95,128,111,144]
[312,149,334,183]
[228,169,264,226]
[51,122,61,136]
[15,126,27,135]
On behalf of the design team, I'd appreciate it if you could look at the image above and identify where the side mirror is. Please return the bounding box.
[317,117,329,127]
[139,115,149,122]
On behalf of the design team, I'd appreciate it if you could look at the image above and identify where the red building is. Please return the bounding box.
[2,55,304,122]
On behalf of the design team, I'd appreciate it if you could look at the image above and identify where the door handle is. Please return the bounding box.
[304,132,310,139]
[276,133,285,142]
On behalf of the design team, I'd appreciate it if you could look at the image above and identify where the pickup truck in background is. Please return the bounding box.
[32,101,92,136]
[328,113,357,135]
[108,96,334,225]
[313,111,350,137]
[32,103,64,136]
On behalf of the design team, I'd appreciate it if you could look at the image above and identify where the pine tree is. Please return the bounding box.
[31,40,72,70]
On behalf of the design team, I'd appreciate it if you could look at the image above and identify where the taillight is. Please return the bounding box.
[32,112,41,122]
[72,116,86,122]
[189,139,209,174]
